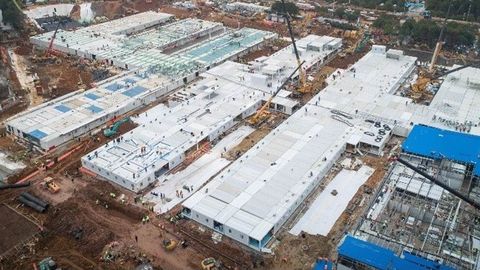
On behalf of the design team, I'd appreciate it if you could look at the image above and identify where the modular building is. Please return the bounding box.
[80,35,343,193]
[6,13,277,151]
[182,47,419,251]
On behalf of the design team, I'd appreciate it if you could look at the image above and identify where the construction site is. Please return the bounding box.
[1,0,480,270]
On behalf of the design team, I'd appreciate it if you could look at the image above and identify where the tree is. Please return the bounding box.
[271,1,299,15]
[0,0,24,29]
[373,15,400,35]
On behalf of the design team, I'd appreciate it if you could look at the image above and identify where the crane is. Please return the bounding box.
[410,64,472,101]
[397,158,480,210]
[280,0,307,91]
[247,61,305,126]
[46,18,63,57]
[428,0,453,73]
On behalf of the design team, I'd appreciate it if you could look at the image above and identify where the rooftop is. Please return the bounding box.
[338,235,455,270]
[183,47,417,243]
[402,124,480,175]
[80,34,342,192]
[6,71,169,144]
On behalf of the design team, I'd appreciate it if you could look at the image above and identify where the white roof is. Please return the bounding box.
[184,47,419,241]
[83,35,342,185]
[290,166,374,236]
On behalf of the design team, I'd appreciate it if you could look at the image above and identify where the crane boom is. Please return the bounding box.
[280,0,306,87]
[46,19,62,57]
[397,158,480,210]
[428,0,453,73]
[248,61,305,125]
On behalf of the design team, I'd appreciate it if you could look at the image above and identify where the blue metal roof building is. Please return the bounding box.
[337,235,456,270]
[402,124,480,176]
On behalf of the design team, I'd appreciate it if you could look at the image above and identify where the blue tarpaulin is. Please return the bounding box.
[85,93,100,100]
[122,86,147,98]
[312,259,333,270]
[105,83,124,92]
[402,124,480,176]
[29,129,47,140]
[87,104,103,113]
[54,104,71,113]
[338,235,455,270]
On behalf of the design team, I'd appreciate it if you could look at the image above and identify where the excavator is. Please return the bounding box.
[410,0,470,101]
[103,117,130,137]
[247,61,305,126]
[201,257,221,270]
[411,64,472,99]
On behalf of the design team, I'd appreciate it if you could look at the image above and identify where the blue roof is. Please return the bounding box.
[312,260,333,270]
[398,252,454,270]
[85,93,100,100]
[29,129,48,140]
[105,83,124,92]
[403,125,480,175]
[338,235,395,269]
[54,104,71,113]
[122,86,147,98]
[338,235,455,270]
[86,104,103,113]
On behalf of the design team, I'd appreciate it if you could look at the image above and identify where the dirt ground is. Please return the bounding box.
[0,4,400,269]
[224,125,272,160]
[0,204,40,256]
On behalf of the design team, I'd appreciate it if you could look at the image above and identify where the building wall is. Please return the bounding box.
[185,143,346,251]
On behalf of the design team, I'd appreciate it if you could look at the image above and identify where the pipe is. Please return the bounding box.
[0,182,31,190]
[18,196,45,213]
[397,158,480,210]
[20,192,49,209]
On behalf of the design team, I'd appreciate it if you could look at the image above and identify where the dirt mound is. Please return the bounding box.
[92,1,123,19]
[70,4,81,21]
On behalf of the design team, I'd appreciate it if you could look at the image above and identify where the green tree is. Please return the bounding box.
[0,0,24,29]
[271,1,299,15]
[372,15,400,35]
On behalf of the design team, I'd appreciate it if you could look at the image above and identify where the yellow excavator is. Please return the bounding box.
[410,64,472,100]
[247,61,305,126]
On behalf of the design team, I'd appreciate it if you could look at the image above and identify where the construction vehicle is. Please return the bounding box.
[410,64,471,101]
[46,18,63,58]
[247,61,304,126]
[281,0,307,91]
[397,157,480,210]
[162,239,177,251]
[43,177,60,194]
[201,257,221,270]
[428,0,453,73]
[103,117,130,137]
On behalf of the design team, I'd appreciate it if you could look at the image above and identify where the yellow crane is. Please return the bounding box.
[248,61,305,126]
[428,0,453,73]
[411,64,471,100]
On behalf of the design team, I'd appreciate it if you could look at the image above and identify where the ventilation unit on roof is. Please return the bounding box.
[467,77,480,90]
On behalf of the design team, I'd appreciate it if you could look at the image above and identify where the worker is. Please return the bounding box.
[135,235,138,243]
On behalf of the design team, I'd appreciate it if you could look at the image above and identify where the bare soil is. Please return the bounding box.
[0,204,40,256]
